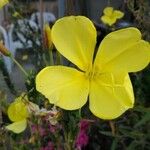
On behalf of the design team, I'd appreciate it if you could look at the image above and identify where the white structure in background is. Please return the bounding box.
[8,19,39,57]
[8,12,56,57]
[0,25,12,73]
[31,12,56,27]
[1,12,56,73]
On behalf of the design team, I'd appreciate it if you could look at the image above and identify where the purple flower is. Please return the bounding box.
[75,119,93,149]
[39,126,46,137]
[31,124,38,133]
[75,130,89,149]
[79,119,91,131]
[48,124,57,133]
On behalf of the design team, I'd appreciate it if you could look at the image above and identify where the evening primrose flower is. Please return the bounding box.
[6,95,39,133]
[0,0,8,8]
[6,96,29,133]
[36,16,150,119]
[101,7,124,26]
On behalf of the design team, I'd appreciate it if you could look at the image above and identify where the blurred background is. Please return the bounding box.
[0,0,124,23]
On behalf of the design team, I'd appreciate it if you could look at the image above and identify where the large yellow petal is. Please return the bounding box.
[6,119,27,134]
[0,0,8,9]
[36,66,89,110]
[94,27,150,73]
[89,72,134,119]
[7,97,29,122]
[51,16,96,71]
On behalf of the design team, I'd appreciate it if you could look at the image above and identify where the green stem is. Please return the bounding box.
[64,131,72,150]
[10,55,28,77]
[56,51,63,65]
[79,108,82,119]
[43,52,49,66]
[49,49,54,65]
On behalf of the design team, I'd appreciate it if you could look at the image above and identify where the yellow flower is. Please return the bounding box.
[0,0,9,9]
[101,7,124,26]
[36,16,150,119]
[6,94,39,133]
[6,96,29,133]
[43,24,53,49]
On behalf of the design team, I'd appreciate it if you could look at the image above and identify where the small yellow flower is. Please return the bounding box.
[6,96,29,133]
[43,24,53,49]
[101,7,124,26]
[0,0,9,9]
[6,94,39,133]
[36,16,150,119]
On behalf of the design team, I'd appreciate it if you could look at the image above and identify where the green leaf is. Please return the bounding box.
[134,113,150,128]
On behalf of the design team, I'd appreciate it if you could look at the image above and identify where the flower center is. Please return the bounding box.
[85,66,97,80]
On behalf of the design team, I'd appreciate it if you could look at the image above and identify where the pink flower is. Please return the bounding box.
[80,119,91,131]
[31,124,38,133]
[75,130,89,149]
[75,119,93,149]
[39,126,46,137]
[48,124,57,133]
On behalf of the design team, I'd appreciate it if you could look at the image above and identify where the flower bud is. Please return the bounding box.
[43,24,53,49]
[0,42,11,57]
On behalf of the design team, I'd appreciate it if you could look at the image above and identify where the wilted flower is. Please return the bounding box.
[0,41,11,56]
[35,106,59,125]
[29,135,36,144]
[101,7,124,26]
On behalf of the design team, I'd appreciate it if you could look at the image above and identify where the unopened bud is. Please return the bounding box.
[43,24,53,49]
[0,42,11,57]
